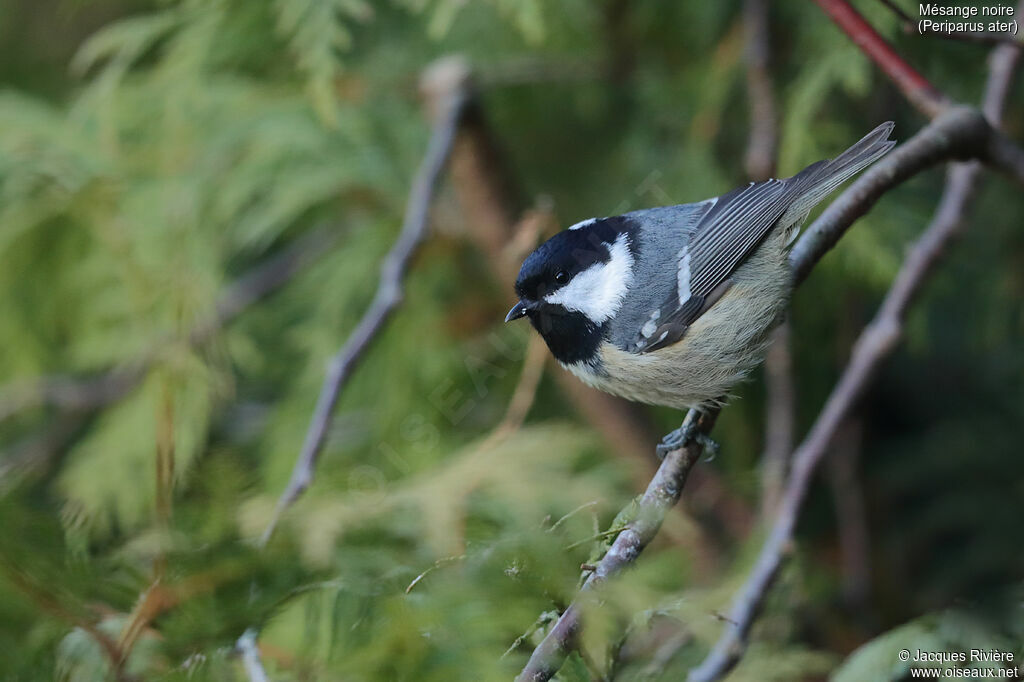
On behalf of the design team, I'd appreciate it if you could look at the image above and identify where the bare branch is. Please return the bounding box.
[259,66,468,546]
[515,408,719,682]
[689,33,1023,681]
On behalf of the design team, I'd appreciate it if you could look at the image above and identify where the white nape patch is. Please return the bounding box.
[544,233,634,324]
[568,217,598,231]
[676,248,692,303]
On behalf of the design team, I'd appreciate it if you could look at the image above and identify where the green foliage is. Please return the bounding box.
[0,0,1021,680]
[834,607,1024,681]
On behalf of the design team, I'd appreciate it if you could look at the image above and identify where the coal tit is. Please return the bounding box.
[506,123,895,449]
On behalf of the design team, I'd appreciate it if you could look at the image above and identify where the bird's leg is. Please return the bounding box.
[656,410,720,460]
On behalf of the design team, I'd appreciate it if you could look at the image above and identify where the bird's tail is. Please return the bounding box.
[782,121,896,225]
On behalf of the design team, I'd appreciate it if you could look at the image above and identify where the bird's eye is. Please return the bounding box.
[554,270,570,285]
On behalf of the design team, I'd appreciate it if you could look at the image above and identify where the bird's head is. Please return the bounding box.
[506,216,635,364]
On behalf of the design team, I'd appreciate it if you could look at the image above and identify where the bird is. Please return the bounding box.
[505,122,895,456]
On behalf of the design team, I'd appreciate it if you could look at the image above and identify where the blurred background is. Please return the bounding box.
[0,0,1021,680]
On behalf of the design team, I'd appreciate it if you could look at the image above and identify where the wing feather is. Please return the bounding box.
[631,122,896,353]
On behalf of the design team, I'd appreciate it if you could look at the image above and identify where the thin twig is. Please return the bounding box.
[515,408,719,682]
[564,526,630,552]
[258,71,468,546]
[874,0,915,26]
[236,629,270,682]
[404,554,468,594]
[689,33,1023,682]
[503,611,560,660]
[547,500,603,534]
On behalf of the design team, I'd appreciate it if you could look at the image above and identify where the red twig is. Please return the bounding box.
[812,0,949,117]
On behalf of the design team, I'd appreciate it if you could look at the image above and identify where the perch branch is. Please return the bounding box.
[259,69,467,546]
[515,408,719,682]
[689,34,1022,682]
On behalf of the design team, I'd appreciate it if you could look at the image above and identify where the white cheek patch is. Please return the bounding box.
[544,233,633,324]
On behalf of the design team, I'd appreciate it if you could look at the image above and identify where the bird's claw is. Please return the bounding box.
[656,421,719,460]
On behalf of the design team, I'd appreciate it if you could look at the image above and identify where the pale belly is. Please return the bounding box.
[561,254,791,410]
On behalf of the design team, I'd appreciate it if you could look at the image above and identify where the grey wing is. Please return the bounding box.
[632,120,895,353]
[630,177,801,353]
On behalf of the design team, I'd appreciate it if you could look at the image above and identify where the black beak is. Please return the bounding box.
[505,300,534,322]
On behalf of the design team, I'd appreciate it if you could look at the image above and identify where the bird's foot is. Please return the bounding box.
[656,420,719,460]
